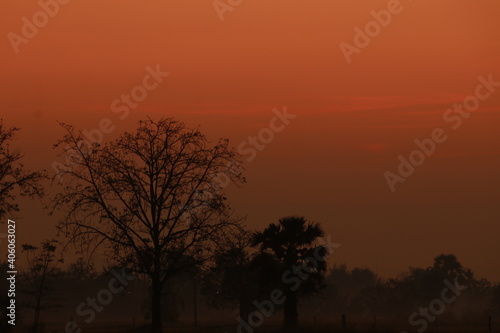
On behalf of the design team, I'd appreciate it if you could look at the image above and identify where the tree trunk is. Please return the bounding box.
[283,290,298,330]
[239,293,248,321]
[33,296,41,333]
[151,273,163,333]
[193,274,198,328]
[33,308,39,333]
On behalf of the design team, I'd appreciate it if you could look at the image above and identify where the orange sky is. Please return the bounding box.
[1,0,500,281]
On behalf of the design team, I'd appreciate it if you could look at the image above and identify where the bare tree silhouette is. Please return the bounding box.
[21,239,62,333]
[51,118,245,333]
[0,119,45,219]
[202,228,254,320]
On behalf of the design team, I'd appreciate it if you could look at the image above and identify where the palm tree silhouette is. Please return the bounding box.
[252,216,328,330]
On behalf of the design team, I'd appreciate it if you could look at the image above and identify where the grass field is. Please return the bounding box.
[10,318,499,333]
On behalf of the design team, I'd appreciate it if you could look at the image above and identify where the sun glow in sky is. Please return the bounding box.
[1,0,500,280]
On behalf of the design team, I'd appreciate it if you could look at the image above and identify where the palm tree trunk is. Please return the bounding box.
[283,290,298,329]
[151,272,163,333]
[33,298,41,333]
[239,293,248,321]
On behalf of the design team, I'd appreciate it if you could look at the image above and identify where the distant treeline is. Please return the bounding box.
[2,253,499,331]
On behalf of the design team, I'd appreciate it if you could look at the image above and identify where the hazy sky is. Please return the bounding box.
[1,0,500,281]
